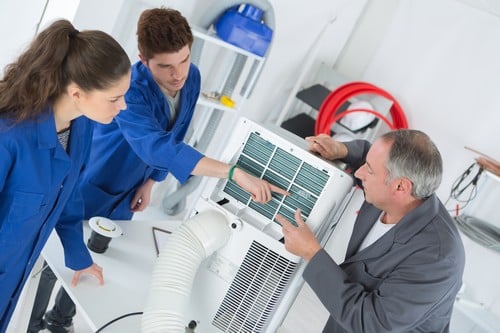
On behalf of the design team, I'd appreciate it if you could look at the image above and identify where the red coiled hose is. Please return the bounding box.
[314,81,409,135]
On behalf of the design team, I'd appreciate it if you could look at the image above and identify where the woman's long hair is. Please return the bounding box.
[0,19,131,122]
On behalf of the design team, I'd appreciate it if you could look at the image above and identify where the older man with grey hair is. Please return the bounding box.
[277,129,465,333]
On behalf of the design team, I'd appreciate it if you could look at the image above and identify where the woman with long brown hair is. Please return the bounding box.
[0,19,131,331]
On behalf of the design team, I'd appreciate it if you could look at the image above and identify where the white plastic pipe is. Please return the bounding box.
[141,210,231,332]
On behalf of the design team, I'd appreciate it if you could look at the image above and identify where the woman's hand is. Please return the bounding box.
[71,263,104,286]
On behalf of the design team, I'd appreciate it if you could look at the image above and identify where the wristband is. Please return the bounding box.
[228,165,238,182]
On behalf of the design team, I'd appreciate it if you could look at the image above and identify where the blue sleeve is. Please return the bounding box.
[0,144,12,192]
[117,86,203,184]
[55,122,94,270]
[150,169,168,182]
[55,186,93,270]
[304,246,461,332]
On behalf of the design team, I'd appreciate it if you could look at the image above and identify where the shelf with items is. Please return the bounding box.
[190,26,265,115]
[192,26,265,61]
[187,25,267,160]
[197,94,236,113]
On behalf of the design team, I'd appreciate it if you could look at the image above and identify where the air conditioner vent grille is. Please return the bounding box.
[270,148,301,179]
[224,132,330,224]
[242,132,274,165]
[212,241,298,332]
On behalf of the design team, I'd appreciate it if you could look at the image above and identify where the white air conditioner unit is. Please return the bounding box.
[144,117,354,332]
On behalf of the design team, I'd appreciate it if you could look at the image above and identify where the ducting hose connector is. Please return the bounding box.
[141,210,231,332]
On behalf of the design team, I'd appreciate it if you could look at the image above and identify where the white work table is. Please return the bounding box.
[39,195,360,333]
[42,218,182,333]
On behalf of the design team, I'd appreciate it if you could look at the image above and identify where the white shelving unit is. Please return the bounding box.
[186,26,266,155]
[193,25,267,165]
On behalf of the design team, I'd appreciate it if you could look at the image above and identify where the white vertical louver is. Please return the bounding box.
[212,241,298,332]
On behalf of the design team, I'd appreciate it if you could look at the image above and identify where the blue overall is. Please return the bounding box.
[80,61,204,220]
[0,111,93,332]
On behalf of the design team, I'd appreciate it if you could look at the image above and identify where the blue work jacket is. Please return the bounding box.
[0,111,93,331]
[80,61,203,219]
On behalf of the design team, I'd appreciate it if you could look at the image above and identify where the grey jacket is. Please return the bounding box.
[303,140,465,333]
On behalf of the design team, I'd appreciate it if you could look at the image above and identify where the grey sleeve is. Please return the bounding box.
[303,248,461,332]
[340,140,371,170]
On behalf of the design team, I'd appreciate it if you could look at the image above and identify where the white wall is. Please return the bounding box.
[360,0,500,200]
[0,0,80,77]
[0,0,46,76]
[40,0,79,27]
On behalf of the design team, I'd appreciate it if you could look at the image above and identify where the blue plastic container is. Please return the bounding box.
[215,4,273,57]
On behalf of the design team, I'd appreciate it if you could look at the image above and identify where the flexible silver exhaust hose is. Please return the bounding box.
[141,210,231,332]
